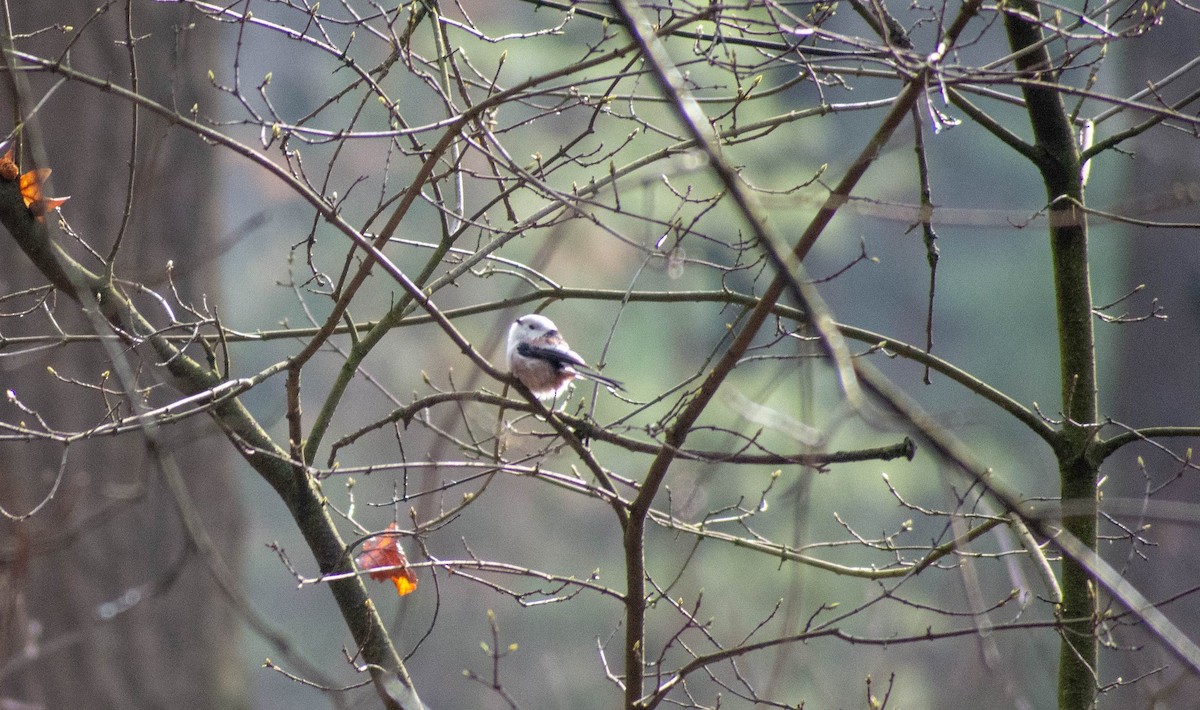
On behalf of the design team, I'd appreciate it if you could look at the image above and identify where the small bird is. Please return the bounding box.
[505,313,623,399]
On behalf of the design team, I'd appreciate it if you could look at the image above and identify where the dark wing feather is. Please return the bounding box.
[517,341,587,370]
[517,342,623,391]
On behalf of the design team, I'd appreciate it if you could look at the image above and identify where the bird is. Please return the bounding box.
[505,313,623,400]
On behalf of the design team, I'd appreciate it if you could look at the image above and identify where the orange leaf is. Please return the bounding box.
[355,522,418,596]
[20,167,69,218]
[3,150,69,220]
[0,150,18,182]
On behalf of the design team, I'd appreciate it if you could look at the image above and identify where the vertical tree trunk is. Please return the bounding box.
[1002,2,1099,707]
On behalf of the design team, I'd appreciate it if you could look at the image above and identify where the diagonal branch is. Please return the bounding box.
[0,176,428,710]
[606,0,983,704]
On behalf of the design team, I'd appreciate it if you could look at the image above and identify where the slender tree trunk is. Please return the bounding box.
[1003,2,1099,707]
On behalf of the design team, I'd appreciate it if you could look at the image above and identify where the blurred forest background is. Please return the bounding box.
[1,1,1199,709]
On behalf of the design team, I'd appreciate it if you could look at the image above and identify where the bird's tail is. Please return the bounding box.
[577,369,624,392]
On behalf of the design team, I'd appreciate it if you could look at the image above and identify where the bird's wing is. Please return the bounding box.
[517,342,624,391]
[517,341,587,369]
[518,340,628,390]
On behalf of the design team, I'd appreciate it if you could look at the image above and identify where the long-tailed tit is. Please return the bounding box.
[506,313,623,399]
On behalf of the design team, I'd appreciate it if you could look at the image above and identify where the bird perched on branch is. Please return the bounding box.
[505,313,623,400]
